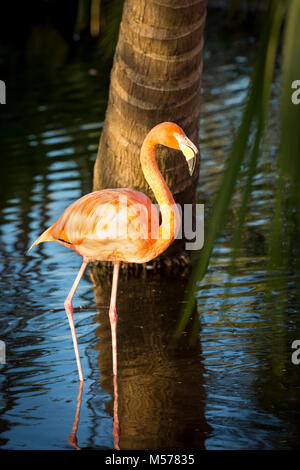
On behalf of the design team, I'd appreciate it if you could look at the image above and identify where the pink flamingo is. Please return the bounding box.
[29,122,198,381]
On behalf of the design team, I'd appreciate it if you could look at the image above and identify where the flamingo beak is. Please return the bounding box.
[175,134,198,176]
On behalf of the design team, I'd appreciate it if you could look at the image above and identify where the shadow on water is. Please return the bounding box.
[87,268,212,450]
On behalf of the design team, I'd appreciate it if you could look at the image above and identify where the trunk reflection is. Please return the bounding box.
[90,266,211,450]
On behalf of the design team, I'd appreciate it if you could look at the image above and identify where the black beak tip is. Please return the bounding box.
[187,156,196,176]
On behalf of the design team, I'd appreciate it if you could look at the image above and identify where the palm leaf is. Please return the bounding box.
[177,0,286,334]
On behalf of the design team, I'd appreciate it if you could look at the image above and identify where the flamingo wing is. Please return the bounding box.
[30,190,160,262]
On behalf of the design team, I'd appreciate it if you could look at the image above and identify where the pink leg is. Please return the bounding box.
[64,258,88,382]
[113,374,120,450]
[109,261,120,376]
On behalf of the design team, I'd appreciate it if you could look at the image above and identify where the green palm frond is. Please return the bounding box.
[178,0,300,333]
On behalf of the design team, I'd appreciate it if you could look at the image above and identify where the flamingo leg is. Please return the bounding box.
[109,261,120,376]
[113,374,120,450]
[64,258,89,382]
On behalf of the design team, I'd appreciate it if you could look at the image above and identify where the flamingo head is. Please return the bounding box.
[154,122,199,176]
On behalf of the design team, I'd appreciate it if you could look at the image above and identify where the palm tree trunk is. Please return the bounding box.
[93,0,207,271]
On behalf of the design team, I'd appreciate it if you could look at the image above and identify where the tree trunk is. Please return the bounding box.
[93,0,207,272]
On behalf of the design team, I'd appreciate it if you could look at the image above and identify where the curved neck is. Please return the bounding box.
[140,130,180,247]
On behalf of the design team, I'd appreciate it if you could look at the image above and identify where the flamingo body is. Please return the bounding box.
[29,122,198,381]
[31,188,163,263]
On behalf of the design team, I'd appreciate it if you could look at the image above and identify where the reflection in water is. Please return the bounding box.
[69,362,120,451]
[69,381,83,450]
[112,375,120,450]
[90,267,211,449]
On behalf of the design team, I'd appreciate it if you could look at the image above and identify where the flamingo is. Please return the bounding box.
[29,122,198,381]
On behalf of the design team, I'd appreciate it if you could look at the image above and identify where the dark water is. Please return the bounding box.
[0,13,299,450]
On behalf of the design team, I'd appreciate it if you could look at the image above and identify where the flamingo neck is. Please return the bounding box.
[140,131,180,247]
